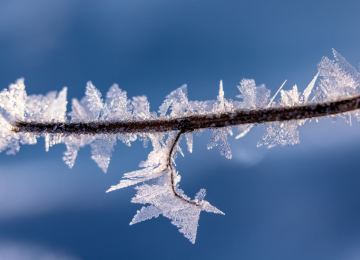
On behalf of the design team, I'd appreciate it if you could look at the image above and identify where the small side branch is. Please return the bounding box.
[168,130,200,206]
[13,95,360,135]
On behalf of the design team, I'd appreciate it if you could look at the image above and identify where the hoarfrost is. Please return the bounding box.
[101,84,132,121]
[0,49,359,243]
[90,134,117,173]
[257,121,300,148]
[127,170,224,244]
[207,128,232,159]
[159,84,192,117]
[85,81,103,120]
[132,96,151,120]
[185,132,193,153]
[236,79,270,109]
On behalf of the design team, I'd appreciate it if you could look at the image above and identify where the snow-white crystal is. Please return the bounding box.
[0,49,358,243]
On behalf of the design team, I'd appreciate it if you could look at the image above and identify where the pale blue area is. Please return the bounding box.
[1,1,360,259]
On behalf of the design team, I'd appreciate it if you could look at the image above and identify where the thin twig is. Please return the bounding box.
[13,95,360,135]
[167,130,200,206]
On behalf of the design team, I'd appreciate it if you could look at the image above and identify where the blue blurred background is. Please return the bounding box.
[1,0,360,259]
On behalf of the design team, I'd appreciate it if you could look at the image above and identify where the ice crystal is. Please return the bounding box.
[159,84,192,117]
[236,79,270,109]
[85,81,103,120]
[185,132,193,153]
[128,169,224,244]
[90,134,117,173]
[101,84,132,121]
[257,121,300,148]
[0,49,359,243]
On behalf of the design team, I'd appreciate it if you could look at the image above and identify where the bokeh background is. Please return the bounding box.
[1,0,360,259]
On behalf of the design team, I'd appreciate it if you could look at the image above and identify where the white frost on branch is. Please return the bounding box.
[128,173,224,244]
[0,50,359,243]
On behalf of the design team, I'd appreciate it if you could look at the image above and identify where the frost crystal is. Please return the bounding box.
[128,168,224,244]
[257,121,300,148]
[237,79,270,109]
[185,132,193,153]
[101,84,132,121]
[159,84,192,117]
[90,134,117,173]
[208,128,232,159]
[0,49,359,243]
[85,81,103,120]
[132,96,151,120]
[106,132,224,243]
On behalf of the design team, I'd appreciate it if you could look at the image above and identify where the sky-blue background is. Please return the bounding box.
[1,0,360,259]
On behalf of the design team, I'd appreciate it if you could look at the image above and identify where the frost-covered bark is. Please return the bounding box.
[1,49,360,243]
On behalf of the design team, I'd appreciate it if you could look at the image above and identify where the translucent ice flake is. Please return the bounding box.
[126,172,224,244]
[235,124,253,139]
[158,84,194,119]
[185,132,193,153]
[132,96,151,120]
[212,80,233,113]
[68,98,87,122]
[90,134,117,173]
[314,50,360,124]
[107,133,178,191]
[130,205,161,225]
[107,167,169,192]
[0,113,20,154]
[237,79,270,109]
[106,131,224,243]
[0,78,26,121]
[62,134,95,168]
[85,81,103,120]
[207,127,232,159]
[267,80,286,108]
[118,133,137,147]
[43,87,67,122]
[24,87,67,123]
[257,121,300,148]
[332,49,360,86]
[303,73,318,103]
[280,85,301,107]
[195,189,206,202]
[63,143,79,168]
[139,133,179,168]
[45,133,63,152]
[25,91,57,120]
[316,56,358,101]
[101,84,132,121]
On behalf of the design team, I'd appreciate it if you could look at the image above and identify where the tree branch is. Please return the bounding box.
[13,95,360,135]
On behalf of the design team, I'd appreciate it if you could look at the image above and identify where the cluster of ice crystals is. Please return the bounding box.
[128,168,223,244]
[207,128,233,159]
[90,134,117,173]
[257,49,360,148]
[257,121,300,148]
[130,180,224,244]
[0,78,68,155]
[85,81,103,120]
[314,49,360,123]
[101,84,132,121]
[0,49,359,243]
[107,133,175,191]
[105,132,224,243]
[159,84,193,118]
[64,82,137,172]
[206,81,234,158]
[237,79,271,109]
[0,78,27,121]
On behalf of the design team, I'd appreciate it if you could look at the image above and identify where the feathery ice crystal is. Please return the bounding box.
[1,49,360,243]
